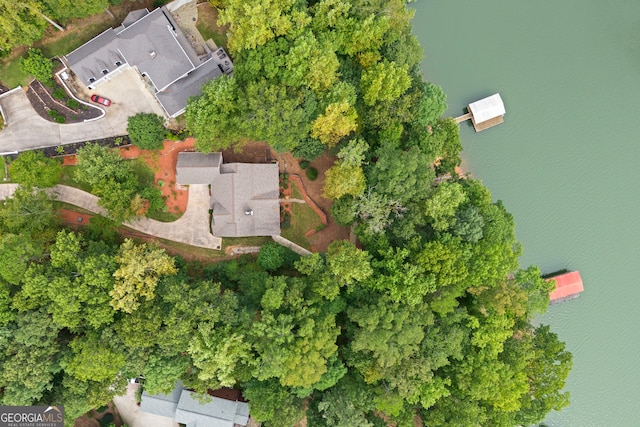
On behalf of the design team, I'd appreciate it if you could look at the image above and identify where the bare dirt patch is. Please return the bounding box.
[195,2,229,49]
[276,151,350,252]
[221,141,273,163]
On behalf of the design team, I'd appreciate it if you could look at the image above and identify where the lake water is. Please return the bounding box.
[413,1,640,425]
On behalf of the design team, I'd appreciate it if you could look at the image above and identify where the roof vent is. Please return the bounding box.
[115,60,122,66]
[245,210,254,216]
[88,77,96,83]
[149,51,157,59]
[102,69,109,75]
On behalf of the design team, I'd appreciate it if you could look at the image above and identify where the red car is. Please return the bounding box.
[90,94,111,107]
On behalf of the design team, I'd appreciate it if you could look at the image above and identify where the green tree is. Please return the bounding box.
[75,143,130,188]
[0,310,60,405]
[244,80,313,152]
[110,239,177,313]
[317,389,374,427]
[0,2,46,54]
[346,294,433,384]
[258,242,286,271]
[64,333,125,382]
[40,0,108,22]
[325,240,373,286]
[453,205,484,243]
[285,31,340,92]
[423,181,467,232]
[75,143,140,223]
[413,81,447,128]
[185,76,245,152]
[360,61,411,106]
[127,113,166,150]
[219,0,310,52]
[0,233,40,284]
[514,325,572,425]
[9,150,61,187]
[0,187,58,234]
[19,48,53,84]
[249,277,342,388]
[337,139,369,167]
[311,101,358,146]
[323,163,366,200]
[242,378,305,427]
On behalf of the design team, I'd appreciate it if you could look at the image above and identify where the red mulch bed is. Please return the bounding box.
[117,139,192,214]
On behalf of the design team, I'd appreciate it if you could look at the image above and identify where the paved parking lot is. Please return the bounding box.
[0,68,167,153]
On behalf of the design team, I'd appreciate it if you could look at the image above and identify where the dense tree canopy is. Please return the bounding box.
[126,113,166,150]
[9,150,61,187]
[0,1,572,426]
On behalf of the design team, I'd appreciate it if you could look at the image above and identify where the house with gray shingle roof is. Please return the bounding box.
[140,381,250,427]
[62,4,232,117]
[176,152,280,237]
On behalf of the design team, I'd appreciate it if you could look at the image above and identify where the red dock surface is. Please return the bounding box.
[548,271,584,302]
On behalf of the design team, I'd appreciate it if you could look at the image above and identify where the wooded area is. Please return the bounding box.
[0,0,572,426]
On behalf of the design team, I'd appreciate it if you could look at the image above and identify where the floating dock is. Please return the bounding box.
[548,270,584,304]
[454,93,505,132]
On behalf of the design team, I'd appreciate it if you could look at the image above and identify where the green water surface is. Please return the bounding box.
[413,1,640,425]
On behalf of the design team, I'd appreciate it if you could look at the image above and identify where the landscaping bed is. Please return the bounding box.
[26,78,101,124]
[38,135,131,158]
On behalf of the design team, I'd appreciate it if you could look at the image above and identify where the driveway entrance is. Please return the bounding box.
[0,68,166,153]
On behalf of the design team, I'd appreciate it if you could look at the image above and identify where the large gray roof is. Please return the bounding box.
[174,152,280,237]
[116,7,195,91]
[156,57,223,117]
[175,391,249,427]
[63,6,230,117]
[211,163,280,237]
[140,382,250,427]
[64,29,124,84]
[176,152,222,185]
[139,385,181,418]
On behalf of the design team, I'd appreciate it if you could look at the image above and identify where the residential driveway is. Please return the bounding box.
[0,68,166,153]
[114,383,178,427]
[0,184,222,250]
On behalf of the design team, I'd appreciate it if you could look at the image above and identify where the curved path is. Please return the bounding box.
[0,184,222,250]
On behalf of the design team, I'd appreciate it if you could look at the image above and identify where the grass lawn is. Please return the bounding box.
[54,201,95,215]
[34,21,111,58]
[129,158,155,188]
[146,210,183,222]
[223,236,271,251]
[0,57,30,88]
[281,202,324,249]
[291,181,304,200]
[124,233,270,261]
[59,165,92,192]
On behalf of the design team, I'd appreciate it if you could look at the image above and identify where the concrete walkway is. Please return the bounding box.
[0,184,222,250]
[272,235,312,256]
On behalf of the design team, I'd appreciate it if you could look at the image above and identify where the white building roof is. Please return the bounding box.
[468,93,505,124]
